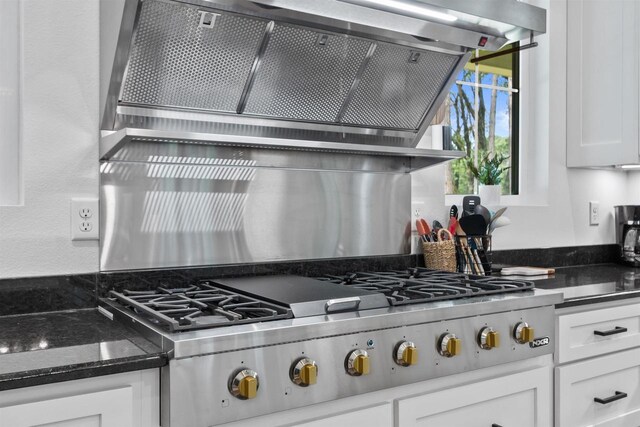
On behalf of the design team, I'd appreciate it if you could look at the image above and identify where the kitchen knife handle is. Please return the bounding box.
[594,391,627,404]
[325,297,361,313]
[594,326,628,336]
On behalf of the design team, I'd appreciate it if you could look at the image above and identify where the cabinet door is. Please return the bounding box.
[566,0,639,167]
[556,347,640,427]
[0,387,132,427]
[290,402,392,427]
[396,367,551,427]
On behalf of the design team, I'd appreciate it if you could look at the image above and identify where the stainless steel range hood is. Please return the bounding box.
[100,0,546,170]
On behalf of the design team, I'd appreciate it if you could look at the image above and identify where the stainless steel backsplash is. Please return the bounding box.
[100,143,410,271]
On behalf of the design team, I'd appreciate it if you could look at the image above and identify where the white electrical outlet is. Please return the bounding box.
[71,198,99,240]
[589,201,600,226]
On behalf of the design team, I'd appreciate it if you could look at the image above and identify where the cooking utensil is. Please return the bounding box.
[489,215,511,234]
[448,217,458,235]
[473,237,492,274]
[419,219,432,240]
[416,219,430,242]
[458,214,488,236]
[473,204,492,226]
[472,249,485,275]
[431,220,443,241]
[453,224,474,274]
[487,207,508,233]
[462,196,481,217]
[449,205,459,219]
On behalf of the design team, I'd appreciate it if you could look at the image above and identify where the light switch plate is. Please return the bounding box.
[589,201,599,226]
[71,198,99,240]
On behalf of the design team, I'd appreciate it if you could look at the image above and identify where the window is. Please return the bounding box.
[434,43,519,196]
[0,0,21,206]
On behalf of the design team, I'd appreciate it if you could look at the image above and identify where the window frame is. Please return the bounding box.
[444,42,520,197]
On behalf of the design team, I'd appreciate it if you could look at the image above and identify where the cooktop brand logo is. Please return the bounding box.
[529,336,550,349]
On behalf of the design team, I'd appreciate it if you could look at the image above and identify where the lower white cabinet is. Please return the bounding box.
[290,402,393,427]
[556,346,640,427]
[0,369,159,427]
[396,367,551,427]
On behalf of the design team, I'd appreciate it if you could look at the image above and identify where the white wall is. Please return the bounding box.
[0,0,21,206]
[0,0,100,278]
[413,0,636,251]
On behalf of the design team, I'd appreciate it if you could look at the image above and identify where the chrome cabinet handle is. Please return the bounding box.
[594,391,627,404]
[594,326,628,336]
[325,297,361,313]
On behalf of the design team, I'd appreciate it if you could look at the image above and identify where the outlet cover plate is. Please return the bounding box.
[589,201,600,226]
[71,198,99,240]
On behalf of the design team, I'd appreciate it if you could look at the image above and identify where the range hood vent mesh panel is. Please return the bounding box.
[118,0,463,132]
[341,43,459,129]
[121,0,267,112]
[243,24,372,122]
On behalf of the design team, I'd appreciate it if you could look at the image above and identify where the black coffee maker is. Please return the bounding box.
[615,205,640,266]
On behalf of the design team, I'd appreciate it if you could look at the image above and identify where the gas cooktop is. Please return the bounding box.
[107,268,534,333]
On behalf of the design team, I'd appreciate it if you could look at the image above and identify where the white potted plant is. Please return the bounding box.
[467,153,510,206]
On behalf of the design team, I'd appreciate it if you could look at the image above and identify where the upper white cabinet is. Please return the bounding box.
[566,0,639,168]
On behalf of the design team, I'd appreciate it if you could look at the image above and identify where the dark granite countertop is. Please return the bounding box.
[0,309,168,391]
[518,263,640,308]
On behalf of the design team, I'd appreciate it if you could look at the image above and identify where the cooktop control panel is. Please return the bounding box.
[163,306,554,426]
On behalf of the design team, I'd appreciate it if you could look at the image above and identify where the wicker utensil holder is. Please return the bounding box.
[422,231,457,272]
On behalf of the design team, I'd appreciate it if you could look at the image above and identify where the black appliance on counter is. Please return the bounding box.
[615,205,640,266]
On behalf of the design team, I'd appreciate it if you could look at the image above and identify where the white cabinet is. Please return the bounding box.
[396,367,551,427]
[566,0,640,167]
[290,403,392,427]
[0,387,132,427]
[556,302,640,364]
[556,347,640,427]
[0,369,159,427]
[555,300,640,426]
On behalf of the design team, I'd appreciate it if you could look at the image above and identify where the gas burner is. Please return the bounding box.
[321,268,534,306]
[109,282,292,332]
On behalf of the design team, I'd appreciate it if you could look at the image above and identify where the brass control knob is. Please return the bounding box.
[438,333,462,358]
[478,327,500,350]
[394,341,418,366]
[514,322,535,344]
[291,357,318,386]
[229,369,259,399]
[346,349,370,376]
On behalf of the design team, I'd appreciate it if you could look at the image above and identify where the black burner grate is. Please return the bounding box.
[317,268,534,306]
[108,282,292,332]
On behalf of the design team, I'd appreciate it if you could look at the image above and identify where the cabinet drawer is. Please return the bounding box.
[396,366,551,427]
[556,347,640,427]
[557,303,640,364]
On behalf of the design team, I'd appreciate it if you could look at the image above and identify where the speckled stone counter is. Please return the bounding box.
[0,309,167,391]
[521,263,640,308]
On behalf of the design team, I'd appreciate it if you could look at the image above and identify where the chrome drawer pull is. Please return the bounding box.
[594,391,627,404]
[594,326,628,336]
